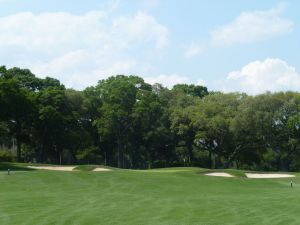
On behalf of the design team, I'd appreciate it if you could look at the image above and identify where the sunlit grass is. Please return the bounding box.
[0,163,299,225]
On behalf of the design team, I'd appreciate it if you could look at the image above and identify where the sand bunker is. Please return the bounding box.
[93,168,111,172]
[205,172,234,177]
[245,173,295,179]
[28,166,76,171]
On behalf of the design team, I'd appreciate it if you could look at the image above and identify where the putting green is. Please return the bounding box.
[0,164,299,225]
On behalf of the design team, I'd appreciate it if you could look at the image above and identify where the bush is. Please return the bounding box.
[0,149,16,162]
[152,160,167,168]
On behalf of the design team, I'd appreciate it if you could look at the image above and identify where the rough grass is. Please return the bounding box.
[0,163,299,225]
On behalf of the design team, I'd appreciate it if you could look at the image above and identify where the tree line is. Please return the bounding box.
[1,66,300,171]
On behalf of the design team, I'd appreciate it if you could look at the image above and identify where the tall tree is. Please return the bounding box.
[0,67,37,161]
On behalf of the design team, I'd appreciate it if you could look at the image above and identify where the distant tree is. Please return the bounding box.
[172,84,208,98]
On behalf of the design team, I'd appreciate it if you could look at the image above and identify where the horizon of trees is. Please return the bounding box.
[1,65,300,171]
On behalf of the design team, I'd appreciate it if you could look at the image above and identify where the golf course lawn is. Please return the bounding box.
[0,164,299,225]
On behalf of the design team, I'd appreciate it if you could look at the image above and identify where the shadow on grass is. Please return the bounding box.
[0,162,34,171]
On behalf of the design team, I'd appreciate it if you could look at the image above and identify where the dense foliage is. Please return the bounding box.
[1,66,300,171]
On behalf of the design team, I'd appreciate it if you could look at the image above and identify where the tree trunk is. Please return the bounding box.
[16,122,21,162]
[16,136,21,162]
[39,126,47,163]
[236,160,240,169]
[216,154,222,169]
[59,151,62,165]
[208,150,212,169]
[117,138,121,168]
[187,142,193,166]
[187,133,194,166]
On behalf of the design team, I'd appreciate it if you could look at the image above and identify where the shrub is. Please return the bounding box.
[0,149,16,162]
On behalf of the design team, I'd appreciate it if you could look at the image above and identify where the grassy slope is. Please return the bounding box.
[74,165,98,171]
[0,164,299,225]
[74,165,118,171]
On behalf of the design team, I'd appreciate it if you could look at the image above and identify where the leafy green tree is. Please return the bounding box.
[131,88,164,168]
[229,97,266,169]
[192,93,243,168]
[0,67,36,162]
[95,75,151,168]
[172,84,208,98]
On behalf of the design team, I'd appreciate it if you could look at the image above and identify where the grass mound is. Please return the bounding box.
[74,165,116,171]
[199,168,247,178]
[74,165,98,171]
[223,169,247,177]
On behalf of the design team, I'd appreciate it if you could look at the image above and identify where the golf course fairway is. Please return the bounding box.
[0,164,299,225]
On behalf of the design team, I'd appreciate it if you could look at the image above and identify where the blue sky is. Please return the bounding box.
[0,0,299,94]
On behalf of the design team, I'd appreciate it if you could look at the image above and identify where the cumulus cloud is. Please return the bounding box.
[31,50,137,87]
[196,79,206,86]
[0,10,168,89]
[224,58,300,94]
[144,74,207,88]
[184,42,205,58]
[145,74,192,88]
[211,4,293,46]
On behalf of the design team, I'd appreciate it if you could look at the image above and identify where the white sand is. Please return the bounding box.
[28,166,76,171]
[245,173,295,178]
[93,168,111,172]
[205,172,234,177]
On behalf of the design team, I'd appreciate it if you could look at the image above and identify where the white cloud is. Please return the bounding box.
[211,4,293,46]
[30,50,137,87]
[0,10,168,89]
[144,74,207,88]
[145,74,192,88]
[145,74,207,88]
[112,11,168,49]
[184,42,205,58]
[224,58,300,94]
[196,79,206,86]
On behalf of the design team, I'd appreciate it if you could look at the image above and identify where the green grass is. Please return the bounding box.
[0,163,299,225]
